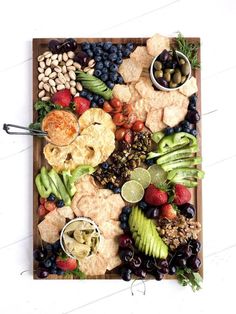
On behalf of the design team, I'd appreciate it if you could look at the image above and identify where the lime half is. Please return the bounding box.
[121,180,144,203]
[130,167,151,189]
[148,164,167,186]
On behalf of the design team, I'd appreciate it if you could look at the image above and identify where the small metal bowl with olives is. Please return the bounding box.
[150,49,191,91]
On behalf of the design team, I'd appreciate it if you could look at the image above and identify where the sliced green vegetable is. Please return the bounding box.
[158,132,197,154]
[40,166,51,190]
[35,174,51,198]
[157,145,198,165]
[70,165,95,184]
[151,131,165,144]
[167,167,205,187]
[48,169,71,206]
[161,157,202,172]
[62,170,76,198]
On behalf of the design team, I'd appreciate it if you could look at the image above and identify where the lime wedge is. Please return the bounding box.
[148,164,167,186]
[121,180,144,203]
[130,167,151,189]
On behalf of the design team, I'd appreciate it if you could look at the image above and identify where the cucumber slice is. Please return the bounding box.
[161,157,202,172]
[157,145,198,165]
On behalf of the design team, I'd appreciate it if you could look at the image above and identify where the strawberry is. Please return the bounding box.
[173,184,191,205]
[51,89,72,107]
[144,184,168,206]
[38,205,47,217]
[161,203,177,220]
[56,256,78,271]
[73,96,90,115]
[44,201,56,212]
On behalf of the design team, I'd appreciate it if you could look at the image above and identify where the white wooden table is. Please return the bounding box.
[0,0,235,313]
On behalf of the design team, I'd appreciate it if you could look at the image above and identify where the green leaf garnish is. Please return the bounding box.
[176,267,202,292]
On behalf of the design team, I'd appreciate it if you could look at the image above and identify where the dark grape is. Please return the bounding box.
[185,110,200,124]
[119,234,133,248]
[145,207,160,219]
[120,267,132,281]
[119,249,133,262]
[175,257,187,268]
[134,268,146,278]
[36,268,49,278]
[168,265,177,275]
[179,203,196,219]
[153,269,164,281]
[142,258,155,272]
[176,244,192,259]
[130,256,142,269]
[48,40,61,53]
[33,249,47,262]
[187,256,201,271]
[74,51,89,66]
[189,239,201,254]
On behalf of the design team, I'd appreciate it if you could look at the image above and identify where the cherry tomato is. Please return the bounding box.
[39,197,46,205]
[122,103,133,115]
[115,128,126,141]
[132,120,144,132]
[110,98,122,108]
[38,205,47,217]
[124,130,133,144]
[44,201,56,212]
[103,101,113,113]
[123,113,137,129]
[113,113,125,126]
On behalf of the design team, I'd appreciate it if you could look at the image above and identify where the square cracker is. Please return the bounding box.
[112,84,131,103]
[146,33,170,57]
[130,46,153,68]
[118,58,142,83]
[179,77,198,97]
[45,209,66,230]
[145,108,167,132]
[163,104,188,127]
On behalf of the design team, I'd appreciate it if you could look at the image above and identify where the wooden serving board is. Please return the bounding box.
[33,37,202,279]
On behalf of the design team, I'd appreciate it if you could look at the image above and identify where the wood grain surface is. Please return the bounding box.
[33,37,202,279]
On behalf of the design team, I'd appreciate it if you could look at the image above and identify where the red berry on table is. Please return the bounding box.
[38,205,47,217]
[160,203,177,219]
[74,96,90,115]
[56,256,78,271]
[173,184,191,205]
[144,184,168,206]
[51,89,72,107]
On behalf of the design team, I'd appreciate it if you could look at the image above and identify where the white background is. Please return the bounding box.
[0,0,235,313]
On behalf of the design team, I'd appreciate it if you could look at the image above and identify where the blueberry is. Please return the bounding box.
[109,72,118,82]
[90,43,97,51]
[122,48,131,57]
[98,97,104,105]
[106,182,114,190]
[119,213,128,222]
[109,45,118,53]
[94,55,102,62]
[52,240,61,252]
[95,62,104,70]
[102,67,108,74]
[145,158,155,166]
[109,64,118,72]
[47,193,56,202]
[139,201,148,211]
[188,102,196,111]
[181,120,191,129]
[94,69,102,77]
[174,125,182,133]
[94,47,102,55]
[100,73,108,81]
[116,75,124,84]
[93,94,99,101]
[57,269,65,275]
[50,255,56,262]
[81,42,90,50]
[126,42,134,51]
[86,49,93,57]
[49,268,57,274]
[120,221,128,230]
[186,110,200,124]
[97,42,104,48]
[122,206,132,215]
[45,244,53,252]
[80,90,88,97]
[117,44,123,50]
[103,42,112,51]
[56,199,64,208]
[190,129,198,137]
[104,60,111,68]
[102,52,109,60]
[189,94,197,107]
[43,259,52,268]
[101,162,109,170]
[116,57,123,65]
[109,53,118,62]
[86,93,94,101]
[182,126,191,133]
[117,51,123,58]
[113,187,121,194]
[90,102,98,108]
[106,81,114,89]
[165,127,174,136]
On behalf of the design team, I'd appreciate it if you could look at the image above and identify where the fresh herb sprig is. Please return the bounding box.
[176,267,202,292]
[176,32,200,69]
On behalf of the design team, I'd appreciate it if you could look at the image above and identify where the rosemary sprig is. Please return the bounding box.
[176,32,200,69]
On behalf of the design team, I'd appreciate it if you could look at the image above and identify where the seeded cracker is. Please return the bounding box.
[118,58,143,83]
[178,77,198,97]
[146,33,170,57]
[130,46,153,68]
[112,84,131,103]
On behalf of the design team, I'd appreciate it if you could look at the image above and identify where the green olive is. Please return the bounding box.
[165,68,175,74]
[154,70,163,78]
[179,58,186,65]
[169,81,178,88]
[181,76,187,84]
[172,71,181,84]
[181,63,190,76]
[154,61,162,70]
[164,72,171,82]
